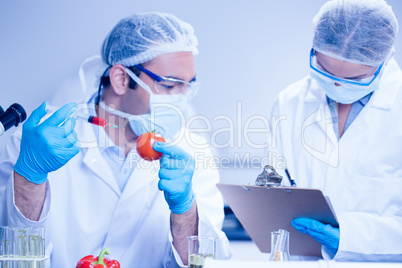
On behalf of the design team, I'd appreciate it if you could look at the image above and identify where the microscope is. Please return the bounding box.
[0,103,27,136]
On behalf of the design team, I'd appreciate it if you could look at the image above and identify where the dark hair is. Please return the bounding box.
[96,65,142,104]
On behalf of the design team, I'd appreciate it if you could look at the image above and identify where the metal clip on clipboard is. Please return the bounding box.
[255,165,283,187]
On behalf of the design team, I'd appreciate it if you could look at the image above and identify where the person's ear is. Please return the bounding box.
[109,64,130,95]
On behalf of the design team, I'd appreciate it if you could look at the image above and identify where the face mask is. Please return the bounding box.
[310,70,382,104]
[99,69,189,139]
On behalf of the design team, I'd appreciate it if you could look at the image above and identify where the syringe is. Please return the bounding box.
[45,104,118,128]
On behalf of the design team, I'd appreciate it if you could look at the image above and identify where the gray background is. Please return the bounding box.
[1,0,401,183]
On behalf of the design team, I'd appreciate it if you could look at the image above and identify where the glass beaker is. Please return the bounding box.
[187,236,216,268]
[269,229,290,261]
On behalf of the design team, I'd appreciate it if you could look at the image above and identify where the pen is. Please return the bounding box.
[45,104,118,128]
[285,169,297,187]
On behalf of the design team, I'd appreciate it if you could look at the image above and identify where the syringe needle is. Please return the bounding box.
[106,122,118,128]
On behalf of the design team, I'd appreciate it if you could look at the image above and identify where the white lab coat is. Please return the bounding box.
[269,58,402,261]
[0,95,231,267]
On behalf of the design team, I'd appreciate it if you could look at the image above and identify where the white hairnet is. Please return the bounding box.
[313,0,399,66]
[101,12,198,67]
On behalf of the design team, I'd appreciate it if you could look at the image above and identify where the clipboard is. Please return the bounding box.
[217,183,338,257]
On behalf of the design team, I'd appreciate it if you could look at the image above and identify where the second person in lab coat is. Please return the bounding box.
[269,0,402,261]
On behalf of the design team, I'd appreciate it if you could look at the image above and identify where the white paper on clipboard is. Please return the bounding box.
[217,183,338,257]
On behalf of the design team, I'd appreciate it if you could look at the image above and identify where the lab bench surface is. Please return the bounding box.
[205,259,402,268]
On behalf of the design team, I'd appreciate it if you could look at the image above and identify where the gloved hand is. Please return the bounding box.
[14,102,80,184]
[153,142,195,214]
[291,218,339,255]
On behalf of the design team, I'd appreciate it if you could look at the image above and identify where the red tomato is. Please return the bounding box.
[136,131,166,161]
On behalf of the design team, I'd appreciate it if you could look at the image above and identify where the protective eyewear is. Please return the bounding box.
[310,49,384,86]
[134,65,200,98]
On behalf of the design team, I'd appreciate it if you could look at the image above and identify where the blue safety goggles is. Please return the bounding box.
[310,49,384,86]
[134,64,200,97]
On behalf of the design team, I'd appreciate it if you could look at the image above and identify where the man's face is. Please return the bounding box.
[122,51,196,115]
[315,52,378,87]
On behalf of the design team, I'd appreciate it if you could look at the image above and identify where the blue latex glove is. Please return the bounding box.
[153,142,195,214]
[291,218,340,255]
[14,102,80,184]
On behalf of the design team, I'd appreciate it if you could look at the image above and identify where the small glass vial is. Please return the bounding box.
[269,229,290,261]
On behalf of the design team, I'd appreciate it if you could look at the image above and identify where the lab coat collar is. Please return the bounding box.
[83,92,122,155]
[370,58,402,110]
[74,102,121,197]
[303,77,372,146]
[304,77,327,103]
[302,78,338,146]
[339,59,402,145]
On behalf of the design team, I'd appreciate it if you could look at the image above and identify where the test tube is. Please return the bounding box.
[7,227,29,268]
[17,227,29,258]
[29,227,45,258]
[0,226,8,257]
[0,226,12,268]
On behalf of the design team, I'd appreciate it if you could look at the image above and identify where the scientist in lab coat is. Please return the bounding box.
[269,0,402,262]
[0,12,231,267]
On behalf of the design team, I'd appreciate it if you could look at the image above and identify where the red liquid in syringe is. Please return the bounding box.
[88,116,117,128]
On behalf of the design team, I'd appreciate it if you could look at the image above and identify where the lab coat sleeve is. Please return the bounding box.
[0,129,51,227]
[168,135,232,266]
[0,129,22,198]
[5,172,51,226]
[0,129,22,226]
[324,212,402,262]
